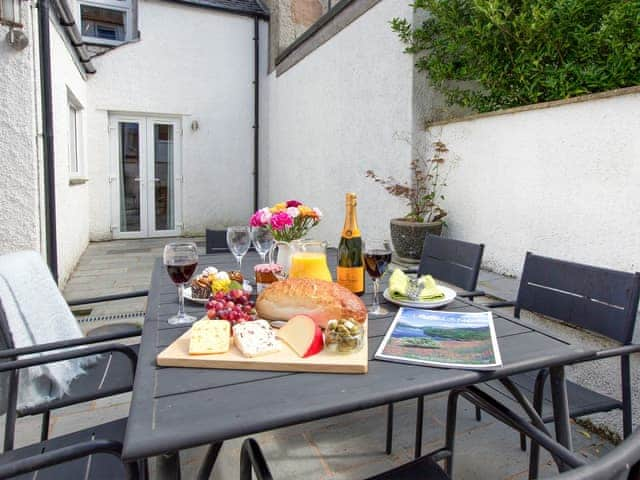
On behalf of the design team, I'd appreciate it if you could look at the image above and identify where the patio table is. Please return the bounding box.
[122,251,597,478]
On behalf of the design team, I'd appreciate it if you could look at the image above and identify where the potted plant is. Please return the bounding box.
[366,141,449,261]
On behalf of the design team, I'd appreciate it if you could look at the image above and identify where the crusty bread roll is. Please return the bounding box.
[256,278,367,328]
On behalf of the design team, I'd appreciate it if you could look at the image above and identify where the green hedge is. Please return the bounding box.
[391,0,640,113]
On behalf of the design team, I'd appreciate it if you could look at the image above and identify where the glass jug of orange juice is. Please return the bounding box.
[286,240,332,282]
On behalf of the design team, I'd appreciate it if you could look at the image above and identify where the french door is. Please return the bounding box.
[110,115,182,238]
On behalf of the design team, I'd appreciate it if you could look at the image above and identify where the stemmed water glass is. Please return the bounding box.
[226,226,251,276]
[363,239,392,316]
[251,226,273,263]
[163,242,198,325]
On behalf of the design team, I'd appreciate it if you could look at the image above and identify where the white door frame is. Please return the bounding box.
[109,114,183,238]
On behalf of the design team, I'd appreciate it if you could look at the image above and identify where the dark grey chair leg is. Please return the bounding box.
[621,354,632,438]
[444,390,461,476]
[385,403,394,454]
[196,442,223,480]
[414,396,424,458]
[520,432,527,451]
[475,405,482,421]
[41,410,51,441]
[529,369,549,480]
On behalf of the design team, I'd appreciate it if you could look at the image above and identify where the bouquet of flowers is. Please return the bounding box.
[249,200,322,242]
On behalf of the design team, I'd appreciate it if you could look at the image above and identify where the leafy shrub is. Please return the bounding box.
[391,0,640,112]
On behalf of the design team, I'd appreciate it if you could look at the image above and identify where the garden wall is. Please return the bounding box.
[261,0,415,243]
[428,88,640,278]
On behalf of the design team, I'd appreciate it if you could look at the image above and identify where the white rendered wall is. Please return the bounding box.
[261,0,413,245]
[0,2,41,256]
[428,91,640,277]
[87,1,262,239]
[49,22,91,284]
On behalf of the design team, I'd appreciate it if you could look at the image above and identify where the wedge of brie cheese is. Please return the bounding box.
[189,319,230,355]
[233,320,280,357]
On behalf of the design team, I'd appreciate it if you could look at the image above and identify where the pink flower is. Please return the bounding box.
[312,207,323,219]
[249,207,271,227]
[270,211,293,231]
[286,200,302,208]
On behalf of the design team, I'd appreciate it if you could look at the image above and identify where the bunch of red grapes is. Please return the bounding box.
[206,289,256,325]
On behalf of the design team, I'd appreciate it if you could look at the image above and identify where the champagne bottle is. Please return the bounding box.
[337,193,364,295]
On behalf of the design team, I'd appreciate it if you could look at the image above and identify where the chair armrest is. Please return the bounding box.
[66,290,148,307]
[0,439,138,479]
[0,343,138,375]
[457,290,486,298]
[0,327,142,359]
[569,344,640,365]
[240,438,273,480]
[483,300,516,309]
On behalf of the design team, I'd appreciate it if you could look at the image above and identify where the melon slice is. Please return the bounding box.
[277,315,324,358]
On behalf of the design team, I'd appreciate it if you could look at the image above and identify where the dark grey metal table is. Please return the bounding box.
[122,252,596,478]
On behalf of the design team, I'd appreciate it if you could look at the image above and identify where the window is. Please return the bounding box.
[0,0,21,26]
[78,0,133,45]
[81,5,125,42]
[68,93,85,181]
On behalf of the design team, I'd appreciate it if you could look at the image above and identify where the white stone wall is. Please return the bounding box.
[87,0,264,239]
[427,91,640,277]
[261,0,414,245]
[49,23,91,284]
[0,2,41,256]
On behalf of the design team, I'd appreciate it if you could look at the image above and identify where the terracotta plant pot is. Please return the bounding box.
[389,218,444,261]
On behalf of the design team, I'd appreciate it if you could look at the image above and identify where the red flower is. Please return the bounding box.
[286,200,302,208]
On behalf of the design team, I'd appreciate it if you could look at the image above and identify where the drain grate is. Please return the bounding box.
[77,311,146,324]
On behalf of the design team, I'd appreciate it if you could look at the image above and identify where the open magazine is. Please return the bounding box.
[374,308,502,370]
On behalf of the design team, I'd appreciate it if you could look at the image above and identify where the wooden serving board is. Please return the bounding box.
[157,326,368,374]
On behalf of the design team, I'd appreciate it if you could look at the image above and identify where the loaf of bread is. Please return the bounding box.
[256,278,367,328]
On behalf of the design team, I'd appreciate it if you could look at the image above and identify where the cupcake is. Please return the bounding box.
[254,264,283,293]
[190,267,217,299]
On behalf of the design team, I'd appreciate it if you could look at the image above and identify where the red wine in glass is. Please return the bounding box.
[166,262,197,284]
[364,250,392,279]
[163,242,199,325]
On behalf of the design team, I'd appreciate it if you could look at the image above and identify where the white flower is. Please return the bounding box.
[313,207,323,219]
[286,207,300,218]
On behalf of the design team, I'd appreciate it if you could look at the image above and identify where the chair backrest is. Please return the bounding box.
[206,229,229,253]
[515,252,640,344]
[417,234,485,292]
[548,427,640,480]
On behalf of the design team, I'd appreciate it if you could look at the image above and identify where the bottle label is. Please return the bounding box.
[336,266,364,293]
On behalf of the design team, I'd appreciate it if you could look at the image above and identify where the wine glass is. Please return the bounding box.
[363,239,392,316]
[251,226,273,263]
[163,242,198,325]
[226,226,251,275]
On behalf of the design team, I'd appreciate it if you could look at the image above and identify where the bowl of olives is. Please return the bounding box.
[325,318,364,354]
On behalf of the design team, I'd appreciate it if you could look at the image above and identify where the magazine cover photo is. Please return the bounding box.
[375,308,502,370]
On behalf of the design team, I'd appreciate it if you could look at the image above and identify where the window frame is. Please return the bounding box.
[78,0,133,46]
[0,0,21,27]
[67,91,87,182]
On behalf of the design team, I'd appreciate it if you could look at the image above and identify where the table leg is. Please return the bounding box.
[549,366,573,472]
[156,451,181,480]
[196,442,223,480]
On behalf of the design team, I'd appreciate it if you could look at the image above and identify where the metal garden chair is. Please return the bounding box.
[469,252,640,478]
[386,234,485,455]
[0,299,142,479]
[206,229,229,253]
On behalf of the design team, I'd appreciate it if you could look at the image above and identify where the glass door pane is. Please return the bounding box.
[153,124,174,231]
[118,122,141,232]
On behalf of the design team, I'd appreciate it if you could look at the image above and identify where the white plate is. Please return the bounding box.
[184,284,253,304]
[383,285,456,309]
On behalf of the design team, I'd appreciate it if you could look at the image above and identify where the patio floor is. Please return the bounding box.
[4,238,615,479]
